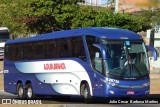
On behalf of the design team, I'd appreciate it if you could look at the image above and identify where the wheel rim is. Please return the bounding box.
[84,87,88,98]
[27,87,32,98]
[18,87,23,98]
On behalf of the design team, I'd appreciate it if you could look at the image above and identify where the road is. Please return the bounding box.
[0,90,160,107]
[0,90,17,98]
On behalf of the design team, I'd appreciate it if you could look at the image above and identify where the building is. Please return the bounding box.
[82,0,113,7]
[82,0,160,13]
[118,0,156,13]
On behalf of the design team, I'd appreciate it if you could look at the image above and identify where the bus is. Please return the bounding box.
[4,27,151,101]
[0,27,9,59]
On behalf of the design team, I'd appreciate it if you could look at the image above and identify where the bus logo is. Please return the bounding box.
[44,63,66,70]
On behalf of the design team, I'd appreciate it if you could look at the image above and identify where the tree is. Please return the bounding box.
[54,0,84,30]
[23,1,160,33]
[150,10,160,26]
[72,6,143,32]
[134,9,160,31]
[94,8,116,27]
[0,0,28,38]
[25,0,84,34]
[71,6,98,28]
[113,13,143,32]
[1,0,158,37]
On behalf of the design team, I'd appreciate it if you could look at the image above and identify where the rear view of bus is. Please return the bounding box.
[0,27,9,59]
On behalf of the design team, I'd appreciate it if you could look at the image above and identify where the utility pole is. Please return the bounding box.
[114,0,119,13]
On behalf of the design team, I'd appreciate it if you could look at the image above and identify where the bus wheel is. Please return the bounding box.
[17,83,25,98]
[26,83,34,99]
[81,83,92,103]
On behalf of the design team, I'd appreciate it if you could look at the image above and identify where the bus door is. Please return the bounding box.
[90,44,106,97]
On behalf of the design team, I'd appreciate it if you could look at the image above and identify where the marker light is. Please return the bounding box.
[109,90,114,94]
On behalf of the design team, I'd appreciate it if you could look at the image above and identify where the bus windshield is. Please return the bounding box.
[101,39,149,79]
[0,34,9,42]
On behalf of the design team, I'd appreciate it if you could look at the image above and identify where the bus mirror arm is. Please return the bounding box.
[146,45,158,61]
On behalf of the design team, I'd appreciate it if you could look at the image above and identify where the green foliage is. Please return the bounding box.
[135,10,153,31]
[153,10,160,25]
[25,0,84,34]
[0,0,28,38]
[27,0,55,16]
[113,13,142,32]
[1,0,160,37]
[27,0,145,33]
[135,10,160,31]
[24,15,57,34]
[54,0,84,30]
[95,9,116,27]
[71,6,97,28]
[72,6,143,32]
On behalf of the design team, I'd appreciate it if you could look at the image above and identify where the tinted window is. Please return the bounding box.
[90,45,103,74]
[5,36,86,61]
[72,37,86,60]
[86,36,97,59]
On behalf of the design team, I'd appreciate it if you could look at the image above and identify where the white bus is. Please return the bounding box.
[0,27,9,59]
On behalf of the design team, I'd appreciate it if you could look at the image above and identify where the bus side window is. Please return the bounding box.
[22,43,34,60]
[59,39,69,58]
[15,45,22,61]
[90,46,103,74]
[46,40,56,58]
[72,37,86,60]
[86,35,97,59]
[34,43,43,59]
[60,44,69,57]
[5,45,12,60]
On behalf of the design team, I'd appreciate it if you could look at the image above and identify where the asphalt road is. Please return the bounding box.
[0,90,160,107]
[0,90,17,98]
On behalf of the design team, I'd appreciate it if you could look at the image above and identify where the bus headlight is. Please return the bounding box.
[143,82,150,87]
[107,81,118,87]
[145,90,150,94]
[100,79,118,87]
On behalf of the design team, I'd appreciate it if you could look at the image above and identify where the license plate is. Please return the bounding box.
[127,91,134,95]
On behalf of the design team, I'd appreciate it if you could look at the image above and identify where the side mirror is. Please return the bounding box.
[146,45,158,61]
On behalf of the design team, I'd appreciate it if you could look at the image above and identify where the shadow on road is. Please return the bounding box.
[30,95,160,104]
[0,91,160,104]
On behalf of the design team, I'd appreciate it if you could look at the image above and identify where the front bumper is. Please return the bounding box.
[106,85,150,97]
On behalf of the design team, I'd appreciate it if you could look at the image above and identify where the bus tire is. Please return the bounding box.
[17,83,25,98]
[80,83,92,103]
[25,83,34,99]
